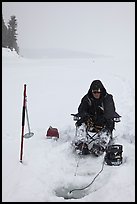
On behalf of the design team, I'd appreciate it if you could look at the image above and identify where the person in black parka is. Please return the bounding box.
[76,80,121,134]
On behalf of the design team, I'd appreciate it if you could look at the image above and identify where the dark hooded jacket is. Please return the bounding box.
[77,80,121,131]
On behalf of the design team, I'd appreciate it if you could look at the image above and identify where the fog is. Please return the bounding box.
[2,2,135,59]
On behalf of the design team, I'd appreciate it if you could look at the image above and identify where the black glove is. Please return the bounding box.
[71,113,83,121]
[75,118,84,127]
[75,114,93,127]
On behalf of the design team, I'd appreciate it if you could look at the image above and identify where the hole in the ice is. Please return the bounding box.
[55,185,88,200]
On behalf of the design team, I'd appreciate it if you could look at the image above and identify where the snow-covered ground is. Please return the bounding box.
[2,48,135,202]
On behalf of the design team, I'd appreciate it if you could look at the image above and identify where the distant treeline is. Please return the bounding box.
[2,14,19,54]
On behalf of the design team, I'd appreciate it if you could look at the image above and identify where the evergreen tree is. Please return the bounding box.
[7,15,19,54]
[2,15,8,48]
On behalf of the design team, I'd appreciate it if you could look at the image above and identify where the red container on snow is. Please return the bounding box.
[46,126,59,139]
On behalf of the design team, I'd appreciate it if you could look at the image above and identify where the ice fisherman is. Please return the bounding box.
[72,80,121,155]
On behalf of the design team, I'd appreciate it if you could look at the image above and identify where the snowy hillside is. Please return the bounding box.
[2,48,135,202]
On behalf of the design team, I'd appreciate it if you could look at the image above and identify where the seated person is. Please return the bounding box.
[72,80,121,155]
[76,80,121,134]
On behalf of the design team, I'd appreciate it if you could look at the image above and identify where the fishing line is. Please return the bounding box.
[69,156,105,194]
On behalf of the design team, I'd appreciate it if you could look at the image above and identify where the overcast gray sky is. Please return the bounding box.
[2,2,135,58]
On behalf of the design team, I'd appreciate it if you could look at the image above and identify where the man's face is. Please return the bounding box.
[92,89,101,99]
